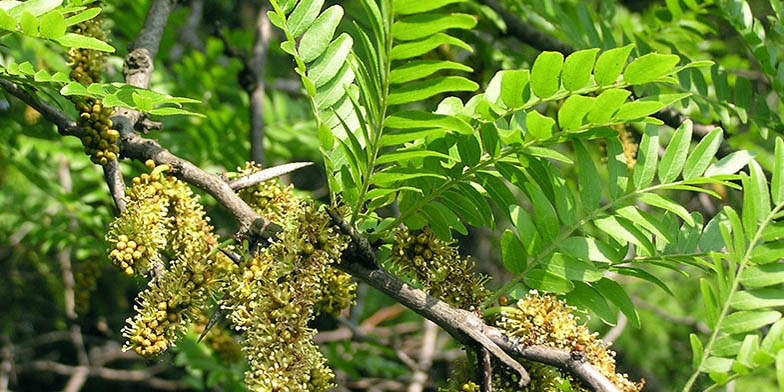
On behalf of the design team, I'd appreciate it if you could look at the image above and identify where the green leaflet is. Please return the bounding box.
[558,95,594,130]
[387,76,478,105]
[287,0,326,37]
[633,124,659,189]
[740,263,784,289]
[574,140,601,211]
[55,33,114,52]
[39,10,65,39]
[524,268,575,294]
[562,48,599,91]
[523,181,559,242]
[391,13,476,41]
[639,193,695,226]
[315,62,355,109]
[389,60,472,84]
[307,33,353,87]
[374,149,456,164]
[501,229,527,273]
[566,282,616,325]
[530,51,564,98]
[525,110,554,140]
[370,167,447,184]
[7,0,61,18]
[500,70,530,109]
[721,311,782,334]
[705,150,754,177]
[623,53,681,84]
[390,33,472,60]
[658,120,693,183]
[298,5,343,63]
[63,7,101,26]
[541,253,603,282]
[586,89,630,124]
[559,236,621,263]
[730,289,784,310]
[593,44,634,86]
[594,215,656,255]
[384,111,473,135]
[683,128,724,180]
[392,0,465,15]
[593,278,641,328]
[772,137,784,205]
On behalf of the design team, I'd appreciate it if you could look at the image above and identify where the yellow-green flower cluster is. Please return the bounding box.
[235,162,301,225]
[106,165,174,276]
[224,202,350,391]
[122,261,205,357]
[491,290,644,392]
[108,162,232,357]
[313,267,357,316]
[390,227,489,311]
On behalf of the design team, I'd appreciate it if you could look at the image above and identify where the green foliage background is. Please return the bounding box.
[2,0,784,390]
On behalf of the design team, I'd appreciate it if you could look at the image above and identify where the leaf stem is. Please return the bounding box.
[681,201,784,391]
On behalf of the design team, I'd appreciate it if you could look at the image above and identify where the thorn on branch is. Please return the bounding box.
[228,162,314,190]
[478,347,493,392]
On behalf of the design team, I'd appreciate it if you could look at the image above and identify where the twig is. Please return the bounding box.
[228,162,314,190]
[112,0,175,130]
[0,339,12,392]
[407,321,438,392]
[602,312,628,344]
[169,0,204,62]
[57,158,90,392]
[335,317,420,371]
[0,79,81,137]
[478,347,493,392]
[28,361,186,390]
[337,261,535,387]
[4,39,621,392]
[338,261,622,391]
[249,5,271,164]
[102,160,126,213]
[631,296,711,335]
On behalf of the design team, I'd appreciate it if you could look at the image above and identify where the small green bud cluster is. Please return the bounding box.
[489,290,644,392]
[67,11,107,85]
[224,201,351,391]
[235,162,301,225]
[66,7,119,165]
[107,161,232,357]
[122,262,204,357]
[74,98,120,165]
[73,258,102,315]
[390,226,489,311]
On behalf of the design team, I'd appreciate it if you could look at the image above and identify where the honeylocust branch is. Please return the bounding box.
[0,80,281,239]
[4,63,618,392]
